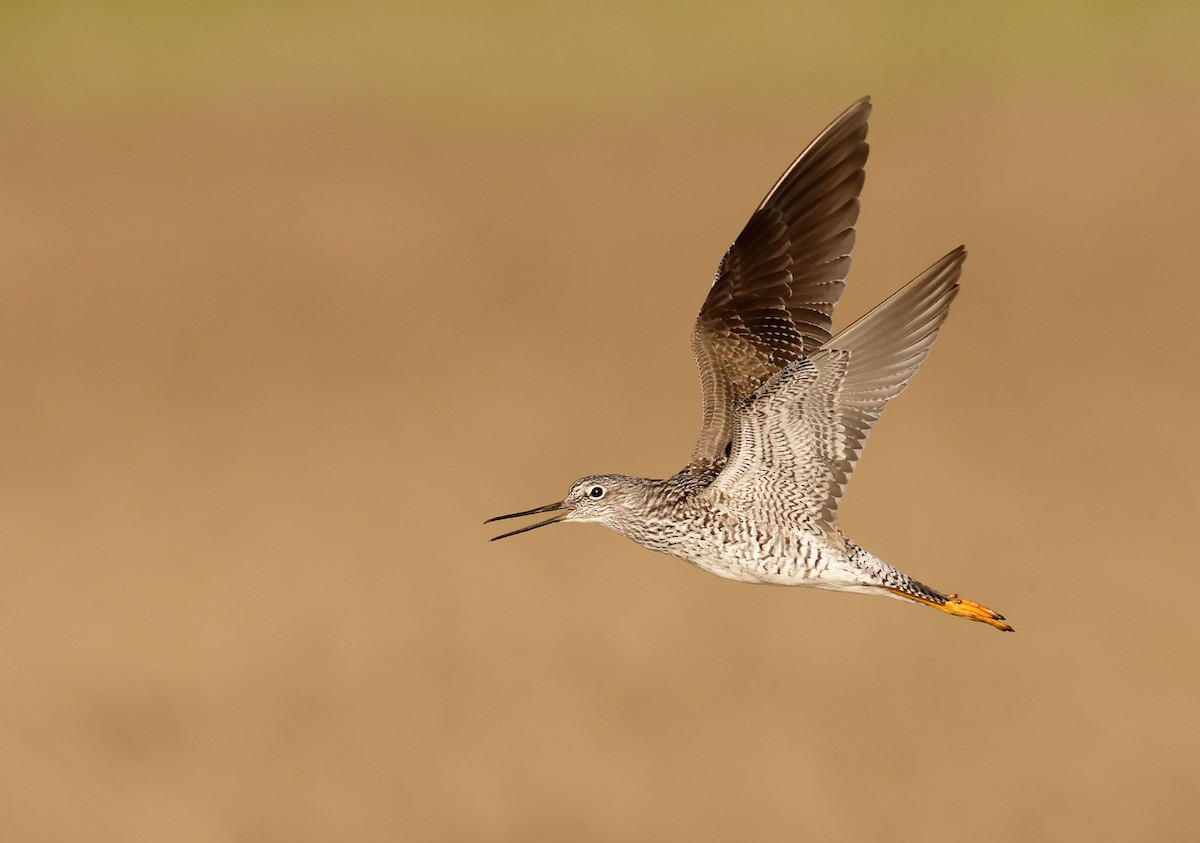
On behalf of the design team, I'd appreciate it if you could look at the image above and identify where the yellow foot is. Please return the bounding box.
[887,588,1013,632]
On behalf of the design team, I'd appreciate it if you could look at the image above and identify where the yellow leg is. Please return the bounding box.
[887,588,1013,632]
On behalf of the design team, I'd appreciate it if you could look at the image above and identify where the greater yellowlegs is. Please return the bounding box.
[487,98,1010,631]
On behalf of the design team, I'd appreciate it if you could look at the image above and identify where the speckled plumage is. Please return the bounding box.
[488,98,1011,631]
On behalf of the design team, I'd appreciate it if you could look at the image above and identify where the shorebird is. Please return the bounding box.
[487,97,1011,631]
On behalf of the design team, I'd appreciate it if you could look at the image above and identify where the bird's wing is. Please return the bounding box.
[700,247,965,533]
[688,97,871,471]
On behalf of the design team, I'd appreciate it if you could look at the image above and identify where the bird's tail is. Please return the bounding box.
[850,543,1012,631]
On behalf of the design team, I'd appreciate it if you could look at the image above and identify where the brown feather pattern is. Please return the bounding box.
[689,97,872,469]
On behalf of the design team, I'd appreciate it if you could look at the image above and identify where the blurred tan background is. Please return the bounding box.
[2,1,1199,840]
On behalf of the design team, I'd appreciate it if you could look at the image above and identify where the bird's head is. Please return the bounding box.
[486,474,654,540]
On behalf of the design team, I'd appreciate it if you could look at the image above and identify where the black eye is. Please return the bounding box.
[589,485,605,499]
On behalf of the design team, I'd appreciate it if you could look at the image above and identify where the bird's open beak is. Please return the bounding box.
[485,501,568,541]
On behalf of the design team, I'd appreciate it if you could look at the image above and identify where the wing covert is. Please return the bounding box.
[701,247,966,533]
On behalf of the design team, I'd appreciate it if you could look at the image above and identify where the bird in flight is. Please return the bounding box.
[487,97,1011,631]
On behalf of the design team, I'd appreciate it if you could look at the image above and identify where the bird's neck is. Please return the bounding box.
[607,472,711,555]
